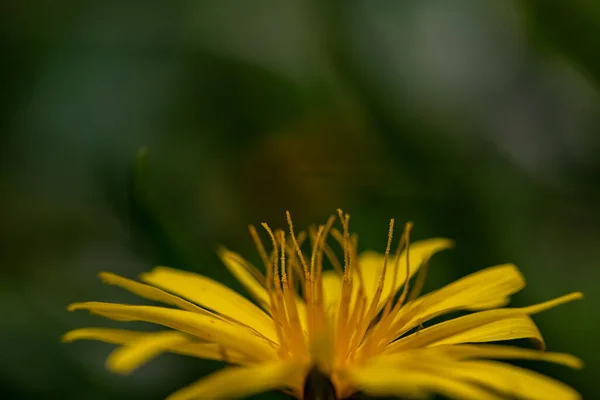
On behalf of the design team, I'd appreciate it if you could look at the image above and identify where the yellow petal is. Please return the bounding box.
[322,270,343,314]
[357,238,453,310]
[383,291,583,354]
[64,327,251,365]
[294,298,309,333]
[106,331,190,374]
[386,309,544,353]
[521,292,584,314]
[393,264,525,334]
[98,272,207,314]
[106,332,253,374]
[309,320,336,375]
[344,364,502,400]
[140,267,277,342]
[427,344,583,369]
[440,360,581,400]
[67,302,277,361]
[217,248,270,307]
[166,360,305,400]
[63,328,148,345]
[217,248,310,334]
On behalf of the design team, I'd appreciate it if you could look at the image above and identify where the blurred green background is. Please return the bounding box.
[1,1,598,399]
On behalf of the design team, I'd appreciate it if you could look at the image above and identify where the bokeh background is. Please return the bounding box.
[1,1,598,399]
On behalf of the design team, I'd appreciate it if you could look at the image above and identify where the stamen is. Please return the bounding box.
[283,230,308,298]
[395,222,414,308]
[334,275,353,363]
[286,211,310,280]
[278,230,305,357]
[345,214,353,271]
[322,243,344,275]
[351,219,396,358]
[261,223,280,289]
[310,226,325,279]
[249,225,270,271]
[296,230,307,246]
[286,246,305,295]
[390,232,406,301]
[278,230,287,283]
[308,226,325,334]
[334,211,355,364]
[336,209,351,275]
[330,228,344,246]
[362,222,417,356]
[314,216,335,284]
[260,223,291,356]
[250,225,273,291]
[380,219,396,284]
[351,234,367,308]
[379,221,412,320]
[346,285,368,357]
[312,216,336,335]
[294,231,309,288]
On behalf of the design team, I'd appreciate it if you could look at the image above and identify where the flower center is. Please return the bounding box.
[251,210,419,372]
[303,367,337,400]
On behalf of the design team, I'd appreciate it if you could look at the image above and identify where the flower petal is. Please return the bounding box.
[67,303,277,360]
[322,270,343,314]
[393,264,525,335]
[374,344,582,370]
[106,331,191,374]
[98,272,207,313]
[438,360,581,400]
[426,344,583,369]
[521,292,584,314]
[106,332,254,374]
[63,328,149,345]
[354,356,581,400]
[217,248,270,307]
[63,328,251,367]
[357,238,453,310]
[386,309,544,353]
[166,360,305,400]
[218,250,310,334]
[140,267,277,342]
[345,364,502,400]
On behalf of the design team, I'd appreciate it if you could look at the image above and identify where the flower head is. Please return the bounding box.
[64,210,583,399]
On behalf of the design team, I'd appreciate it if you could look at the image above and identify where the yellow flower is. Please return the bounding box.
[64,210,583,400]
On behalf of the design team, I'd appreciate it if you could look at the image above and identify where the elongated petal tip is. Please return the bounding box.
[98,271,118,283]
[523,291,584,315]
[216,247,236,263]
[139,265,173,280]
[62,328,97,343]
[67,303,84,312]
[569,356,584,370]
[61,331,77,343]
[505,263,526,284]
[572,291,584,300]
[414,237,455,251]
[105,352,143,375]
[105,362,132,375]
[215,245,228,255]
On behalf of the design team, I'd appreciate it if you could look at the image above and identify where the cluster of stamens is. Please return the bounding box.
[248,210,423,385]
